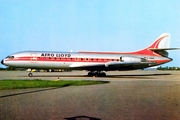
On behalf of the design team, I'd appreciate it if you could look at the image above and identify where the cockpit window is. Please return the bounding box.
[6,56,14,59]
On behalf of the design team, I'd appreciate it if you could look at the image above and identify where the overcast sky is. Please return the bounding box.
[0,0,180,67]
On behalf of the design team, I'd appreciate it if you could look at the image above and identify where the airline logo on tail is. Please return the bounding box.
[149,33,170,49]
[133,33,171,56]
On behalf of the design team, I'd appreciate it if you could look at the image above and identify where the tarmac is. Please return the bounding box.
[0,70,180,120]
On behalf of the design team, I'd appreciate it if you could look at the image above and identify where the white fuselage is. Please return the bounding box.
[1,51,171,71]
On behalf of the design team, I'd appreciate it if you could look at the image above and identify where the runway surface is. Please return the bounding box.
[0,70,180,120]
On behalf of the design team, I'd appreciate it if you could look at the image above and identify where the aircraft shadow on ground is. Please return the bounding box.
[22,73,171,79]
[0,87,60,98]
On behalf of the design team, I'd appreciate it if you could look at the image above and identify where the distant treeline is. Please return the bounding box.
[157,66,180,71]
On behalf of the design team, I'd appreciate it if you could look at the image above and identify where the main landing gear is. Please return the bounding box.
[88,71,106,77]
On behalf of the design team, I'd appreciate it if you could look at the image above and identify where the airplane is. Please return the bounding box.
[1,33,179,77]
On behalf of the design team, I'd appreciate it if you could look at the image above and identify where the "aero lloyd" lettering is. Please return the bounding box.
[41,53,71,58]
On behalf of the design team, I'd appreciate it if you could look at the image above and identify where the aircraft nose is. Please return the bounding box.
[1,60,4,65]
[168,58,173,62]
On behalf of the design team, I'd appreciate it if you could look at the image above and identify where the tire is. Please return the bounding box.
[100,72,106,77]
[88,72,94,76]
[28,73,33,77]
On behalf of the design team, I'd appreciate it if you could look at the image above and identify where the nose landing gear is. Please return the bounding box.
[88,71,106,77]
[28,72,33,77]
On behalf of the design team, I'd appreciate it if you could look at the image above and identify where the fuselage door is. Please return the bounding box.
[31,53,37,63]
[120,56,124,62]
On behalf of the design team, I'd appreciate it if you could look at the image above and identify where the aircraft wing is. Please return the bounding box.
[104,61,155,67]
[69,63,105,68]
[69,61,156,70]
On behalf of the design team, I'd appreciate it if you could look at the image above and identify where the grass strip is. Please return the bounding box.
[0,79,109,90]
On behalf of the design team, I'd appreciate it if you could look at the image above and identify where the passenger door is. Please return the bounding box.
[31,53,37,63]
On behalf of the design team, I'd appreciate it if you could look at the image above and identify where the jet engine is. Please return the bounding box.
[120,56,147,63]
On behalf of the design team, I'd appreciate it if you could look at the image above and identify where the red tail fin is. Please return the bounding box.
[78,33,173,56]
[132,33,170,56]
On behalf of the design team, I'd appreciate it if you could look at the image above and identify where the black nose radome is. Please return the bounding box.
[1,60,4,65]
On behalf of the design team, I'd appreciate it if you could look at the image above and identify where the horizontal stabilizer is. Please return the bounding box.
[148,48,180,57]
[149,48,180,51]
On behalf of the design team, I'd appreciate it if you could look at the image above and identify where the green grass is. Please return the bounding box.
[0,79,109,90]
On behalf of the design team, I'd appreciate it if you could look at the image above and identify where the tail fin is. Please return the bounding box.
[134,33,173,57]
[148,33,170,49]
[78,33,179,56]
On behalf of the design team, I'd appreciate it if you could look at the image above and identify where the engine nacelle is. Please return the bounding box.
[120,56,147,63]
[105,56,148,67]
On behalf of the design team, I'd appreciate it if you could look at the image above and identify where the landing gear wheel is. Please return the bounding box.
[100,72,106,77]
[28,73,33,77]
[94,72,99,77]
[88,72,94,76]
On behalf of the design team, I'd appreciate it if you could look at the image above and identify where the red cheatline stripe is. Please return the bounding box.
[5,56,120,63]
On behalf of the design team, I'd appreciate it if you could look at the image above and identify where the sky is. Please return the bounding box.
[0,0,180,67]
